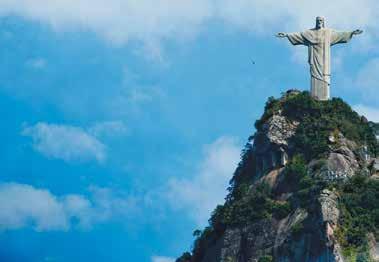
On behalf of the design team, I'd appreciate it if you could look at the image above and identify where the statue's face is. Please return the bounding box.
[316,17,325,29]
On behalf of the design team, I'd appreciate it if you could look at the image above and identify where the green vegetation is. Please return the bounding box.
[281,158,379,259]
[370,122,379,155]
[258,255,273,262]
[210,183,290,228]
[336,175,379,256]
[255,91,377,161]
[191,182,291,260]
[291,221,305,238]
[191,226,217,261]
[254,96,282,130]
[226,142,255,202]
[370,122,379,135]
[272,201,291,219]
[283,92,377,160]
[282,155,326,208]
[190,156,314,260]
[282,155,307,189]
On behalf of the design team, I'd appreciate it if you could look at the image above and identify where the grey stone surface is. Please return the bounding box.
[198,219,278,262]
[254,112,298,177]
[323,152,357,180]
[263,115,298,146]
[277,17,362,100]
[310,132,362,181]
[319,189,339,226]
[200,193,346,262]
[373,158,379,174]
[274,208,308,251]
[368,233,379,262]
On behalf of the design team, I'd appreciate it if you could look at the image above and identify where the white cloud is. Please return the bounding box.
[25,57,47,69]
[0,183,78,231]
[151,256,175,262]
[22,122,106,163]
[0,0,212,46]
[0,137,241,232]
[353,104,379,122]
[0,0,378,49]
[89,121,128,138]
[167,136,240,226]
[0,183,140,231]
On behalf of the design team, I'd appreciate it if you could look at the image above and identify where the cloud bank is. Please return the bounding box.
[167,136,240,226]
[151,256,175,262]
[22,122,107,163]
[21,121,128,163]
[0,183,139,231]
[0,0,378,46]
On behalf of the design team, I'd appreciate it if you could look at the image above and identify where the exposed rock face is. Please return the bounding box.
[264,114,298,146]
[221,220,277,261]
[368,233,379,261]
[373,159,379,174]
[319,190,339,229]
[178,92,378,262]
[254,113,298,178]
[318,190,344,261]
[196,197,344,262]
[196,126,355,260]
[310,134,361,181]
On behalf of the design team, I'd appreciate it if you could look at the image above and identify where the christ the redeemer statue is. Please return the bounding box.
[276,17,363,100]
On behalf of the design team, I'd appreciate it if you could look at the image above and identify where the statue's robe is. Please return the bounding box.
[287,28,353,100]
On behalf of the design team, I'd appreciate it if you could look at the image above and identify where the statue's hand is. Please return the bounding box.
[352,29,363,35]
[276,32,287,38]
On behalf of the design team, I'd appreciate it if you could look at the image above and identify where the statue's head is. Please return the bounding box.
[316,16,325,29]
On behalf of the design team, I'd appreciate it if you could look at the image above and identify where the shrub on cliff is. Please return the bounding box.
[282,92,377,160]
[337,175,379,252]
[255,92,377,161]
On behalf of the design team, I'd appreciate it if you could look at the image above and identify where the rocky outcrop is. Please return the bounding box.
[254,113,298,179]
[368,233,379,262]
[272,190,343,262]
[198,193,344,262]
[373,158,379,174]
[264,114,298,146]
[309,133,361,181]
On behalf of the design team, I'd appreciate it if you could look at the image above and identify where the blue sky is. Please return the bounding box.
[0,1,379,262]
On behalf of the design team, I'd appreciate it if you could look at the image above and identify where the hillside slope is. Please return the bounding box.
[177,91,379,262]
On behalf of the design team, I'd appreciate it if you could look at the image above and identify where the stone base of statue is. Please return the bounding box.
[311,76,330,101]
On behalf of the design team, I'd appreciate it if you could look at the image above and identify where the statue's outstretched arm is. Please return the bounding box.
[277,32,306,45]
[276,32,288,38]
[352,29,363,35]
[331,29,363,45]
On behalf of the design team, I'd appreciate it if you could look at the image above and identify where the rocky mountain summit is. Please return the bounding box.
[177,91,379,262]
